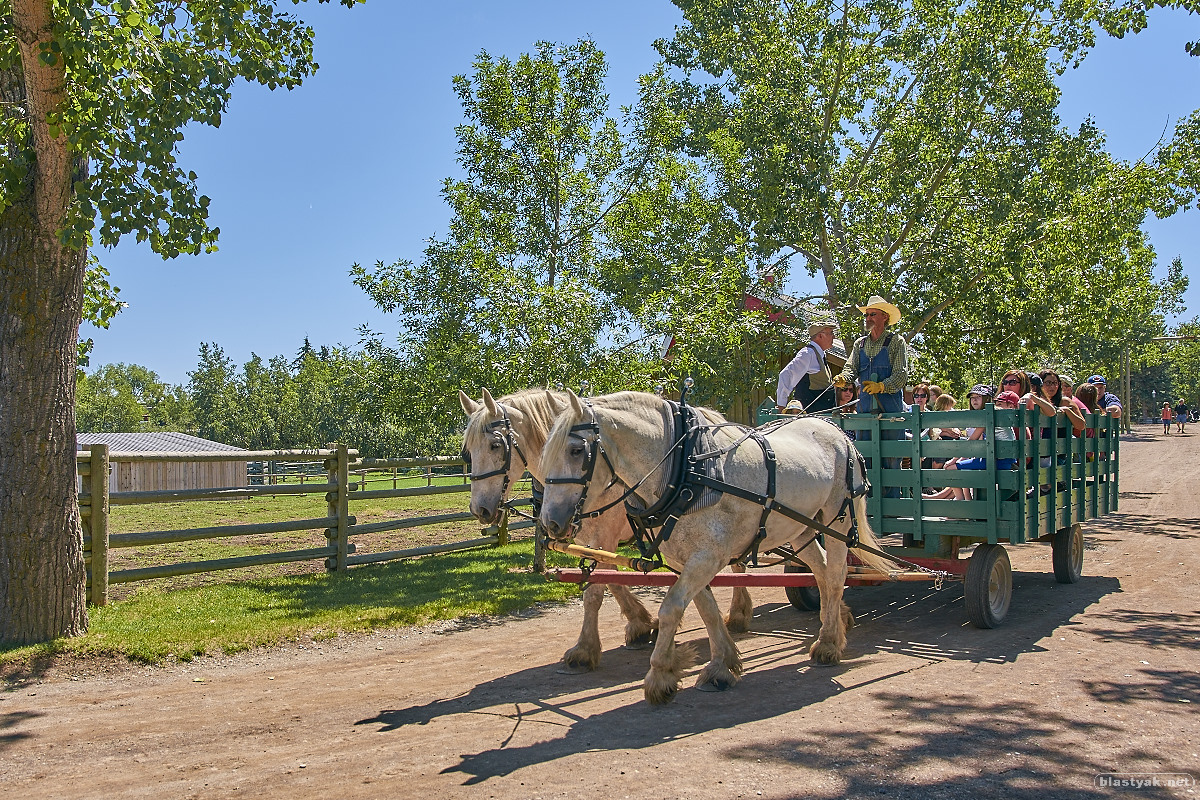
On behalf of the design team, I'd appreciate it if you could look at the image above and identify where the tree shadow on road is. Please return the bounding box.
[1090,512,1199,540]
[356,567,1126,789]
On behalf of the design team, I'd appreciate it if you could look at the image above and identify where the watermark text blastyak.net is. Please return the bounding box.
[1094,773,1196,790]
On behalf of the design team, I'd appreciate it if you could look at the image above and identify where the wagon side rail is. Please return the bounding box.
[835,406,1118,551]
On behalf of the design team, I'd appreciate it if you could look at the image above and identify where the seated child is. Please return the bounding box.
[928,390,1020,500]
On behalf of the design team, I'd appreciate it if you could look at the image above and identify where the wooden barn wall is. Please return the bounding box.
[113,460,248,492]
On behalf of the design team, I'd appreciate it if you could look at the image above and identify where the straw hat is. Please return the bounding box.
[807,320,836,338]
[856,295,902,325]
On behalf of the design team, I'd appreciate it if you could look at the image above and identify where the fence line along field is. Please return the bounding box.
[78,445,536,603]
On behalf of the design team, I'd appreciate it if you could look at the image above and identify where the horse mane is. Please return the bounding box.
[542,391,732,499]
[463,388,569,456]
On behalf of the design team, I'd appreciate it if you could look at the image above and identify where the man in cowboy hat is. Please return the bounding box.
[834,295,908,414]
[835,296,908,498]
[776,319,839,413]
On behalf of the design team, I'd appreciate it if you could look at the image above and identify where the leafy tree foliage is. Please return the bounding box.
[656,0,1196,392]
[76,362,192,433]
[353,40,675,427]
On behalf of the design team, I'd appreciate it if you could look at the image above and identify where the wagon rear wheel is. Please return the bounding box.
[964,544,1011,629]
[784,562,821,611]
[1052,523,1084,584]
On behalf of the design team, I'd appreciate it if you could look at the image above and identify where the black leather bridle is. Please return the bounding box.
[541,402,621,527]
[460,405,529,501]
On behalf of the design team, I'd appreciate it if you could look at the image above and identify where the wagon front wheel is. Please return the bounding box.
[1052,523,1083,584]
[784,562,821,611]
[965,544,1011,629]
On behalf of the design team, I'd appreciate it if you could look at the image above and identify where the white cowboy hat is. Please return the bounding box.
[856,295,901,325]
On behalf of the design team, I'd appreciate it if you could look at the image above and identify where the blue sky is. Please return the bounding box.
[88,2,1200,387]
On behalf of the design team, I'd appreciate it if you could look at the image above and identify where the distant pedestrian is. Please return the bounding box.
[1162,402,1172,435]
[1175,399,1189,434]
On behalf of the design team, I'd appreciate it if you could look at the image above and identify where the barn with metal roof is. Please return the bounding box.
[77,433,248,492]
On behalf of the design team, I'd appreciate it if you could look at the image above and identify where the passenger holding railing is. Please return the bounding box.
[1086,375,1123,418]
[1022,369,1084,494]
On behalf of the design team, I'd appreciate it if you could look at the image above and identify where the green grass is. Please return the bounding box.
[96,474,537,596]
[0,474,569,673]
[1,542,579,670]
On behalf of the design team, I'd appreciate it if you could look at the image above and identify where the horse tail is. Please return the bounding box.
[849,494,895,575]
[846,442,895,575]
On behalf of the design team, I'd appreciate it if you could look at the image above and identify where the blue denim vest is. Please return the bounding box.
[856,333,905,413]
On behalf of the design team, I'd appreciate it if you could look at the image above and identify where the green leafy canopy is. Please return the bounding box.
[1,0,361,255]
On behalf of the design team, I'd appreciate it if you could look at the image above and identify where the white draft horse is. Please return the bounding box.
[458,388,753,672]
[538,390,894,704]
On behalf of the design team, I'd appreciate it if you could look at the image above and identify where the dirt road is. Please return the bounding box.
[3,426,1198,799]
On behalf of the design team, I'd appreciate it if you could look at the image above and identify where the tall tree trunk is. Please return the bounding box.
[1,3,89,643]
[0,198,89,643]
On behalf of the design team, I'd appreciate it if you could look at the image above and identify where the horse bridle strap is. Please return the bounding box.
[542,405,623,524]
[462,405,530,500]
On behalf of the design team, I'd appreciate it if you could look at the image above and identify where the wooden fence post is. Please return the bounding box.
[532,524,545,573]
[88,444,110,606]
[325,444,349,573]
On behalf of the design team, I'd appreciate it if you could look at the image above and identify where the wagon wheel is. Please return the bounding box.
[784,562,821,611]
[964,544,1012,629]
[1052,523,1084,584]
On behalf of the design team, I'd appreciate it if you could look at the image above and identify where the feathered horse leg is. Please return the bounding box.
[561,583,607,671]
[642,570,710,704]
[723,565,754,633]
[693,586,743,691]
[609,584,657,647]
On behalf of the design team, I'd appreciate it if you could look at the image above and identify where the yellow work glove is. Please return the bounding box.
[833,375,848,388]
[861,380,886,395]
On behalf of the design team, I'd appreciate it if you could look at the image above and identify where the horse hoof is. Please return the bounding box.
[695,678,731,692]
[810,641,844,665]
[645,686,678,705]
[555,663,593,675]
[626,629,658,650]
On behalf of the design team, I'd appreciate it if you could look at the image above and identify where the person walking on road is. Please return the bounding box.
[1175,399,1189,434]
[1162,402,1173,435]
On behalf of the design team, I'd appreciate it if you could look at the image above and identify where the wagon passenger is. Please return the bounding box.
[834,296,907,497]
[1023,370,1085,449]
[941,390,1020,500]
[1086,375,1123,418]
[999,369,1031,397]
[776,321,838,413]
[924,386,996,500]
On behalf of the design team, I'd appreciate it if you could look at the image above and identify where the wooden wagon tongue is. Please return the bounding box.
[542,538,945,585]
[542,538,661,573]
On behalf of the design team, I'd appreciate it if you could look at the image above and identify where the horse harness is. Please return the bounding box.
[543,398,874,572]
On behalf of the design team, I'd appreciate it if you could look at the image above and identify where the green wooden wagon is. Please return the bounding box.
[765,403,1119,628]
